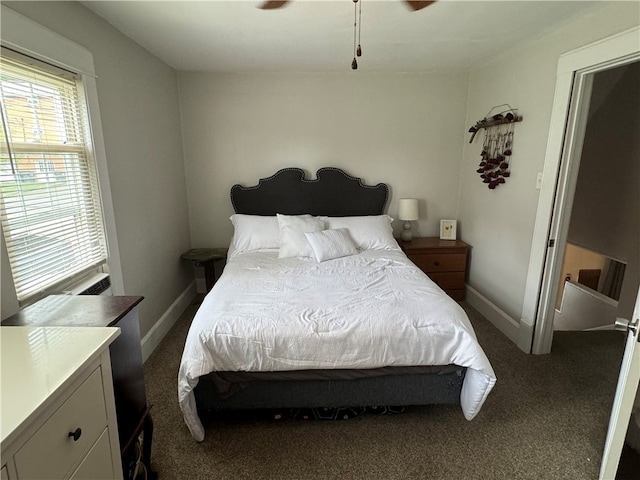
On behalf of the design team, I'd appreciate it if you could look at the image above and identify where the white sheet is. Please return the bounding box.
[178,249,496,441]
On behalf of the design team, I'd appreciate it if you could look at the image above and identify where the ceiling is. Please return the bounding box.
[81,0,601,72]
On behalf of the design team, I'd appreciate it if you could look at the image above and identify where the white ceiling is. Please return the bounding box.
[81,0,601,72]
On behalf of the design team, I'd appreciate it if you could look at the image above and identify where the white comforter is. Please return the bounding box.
[178,249,496,441]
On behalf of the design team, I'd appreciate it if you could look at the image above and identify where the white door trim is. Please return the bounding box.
[520,26,640,355]
[530,70,594,354]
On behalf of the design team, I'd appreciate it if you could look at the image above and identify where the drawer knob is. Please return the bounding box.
[68,427,82,442]
[433,261,440,266]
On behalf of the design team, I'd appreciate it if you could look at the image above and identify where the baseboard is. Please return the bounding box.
[141,281,197,362]
[465,285,520,346]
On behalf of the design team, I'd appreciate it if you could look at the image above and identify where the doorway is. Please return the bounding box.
[551,58,640,479]
[519,25,640,356]
[517,26,640,478]
[553,61,639,334]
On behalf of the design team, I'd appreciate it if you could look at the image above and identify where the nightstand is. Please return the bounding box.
[181,247,228,292]
[399,237,470,301]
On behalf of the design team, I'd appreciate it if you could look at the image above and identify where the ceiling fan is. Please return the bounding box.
[257,1,437,69]
[258,1,436,11]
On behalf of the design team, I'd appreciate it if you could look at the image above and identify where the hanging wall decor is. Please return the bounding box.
[468,104,523,190]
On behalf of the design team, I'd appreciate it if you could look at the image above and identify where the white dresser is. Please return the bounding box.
[1,326,123,480]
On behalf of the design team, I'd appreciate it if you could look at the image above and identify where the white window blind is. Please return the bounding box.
[0,48,107,302]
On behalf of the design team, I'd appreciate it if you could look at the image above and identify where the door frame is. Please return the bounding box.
[519,26,640,355]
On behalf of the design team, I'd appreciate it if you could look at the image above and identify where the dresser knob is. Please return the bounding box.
[68,427,82,441]
[433,261,440,266]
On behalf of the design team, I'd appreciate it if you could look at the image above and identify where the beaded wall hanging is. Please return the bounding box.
[468,105,523,190]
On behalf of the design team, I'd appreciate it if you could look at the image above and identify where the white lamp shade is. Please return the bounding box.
[398,198,419,221]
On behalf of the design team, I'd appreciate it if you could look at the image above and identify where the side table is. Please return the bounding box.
[181,248,228,292]
[399,237,470,301]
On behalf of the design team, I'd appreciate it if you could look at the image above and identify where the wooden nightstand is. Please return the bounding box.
[399,237,470,301]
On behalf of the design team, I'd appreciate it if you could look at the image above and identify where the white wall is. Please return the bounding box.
[2,2,193,337]
[179,72,469,248]
[458,2,640,324]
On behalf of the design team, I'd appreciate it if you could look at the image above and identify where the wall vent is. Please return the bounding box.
[65,272,112,296]
[79,275,111,295]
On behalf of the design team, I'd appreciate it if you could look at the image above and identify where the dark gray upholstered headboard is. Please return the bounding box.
[230,167,388,216]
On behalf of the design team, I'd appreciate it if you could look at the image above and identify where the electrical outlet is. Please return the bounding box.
[536,172,543,190]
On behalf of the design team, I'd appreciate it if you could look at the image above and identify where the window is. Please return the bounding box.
[0,48,107,302]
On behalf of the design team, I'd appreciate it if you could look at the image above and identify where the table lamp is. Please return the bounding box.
[398,198,419,241]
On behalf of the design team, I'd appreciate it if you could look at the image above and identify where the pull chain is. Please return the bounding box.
[357,0,362,57]
[351,0,358,69]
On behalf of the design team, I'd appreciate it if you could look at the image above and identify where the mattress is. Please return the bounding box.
[178,249,496,441]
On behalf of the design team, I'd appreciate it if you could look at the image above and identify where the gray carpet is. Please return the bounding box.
[143,296,639,479]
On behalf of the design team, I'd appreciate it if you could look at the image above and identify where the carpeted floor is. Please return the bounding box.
[142,296,639,479]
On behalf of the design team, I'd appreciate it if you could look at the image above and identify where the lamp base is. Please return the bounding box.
[401,222,413,241]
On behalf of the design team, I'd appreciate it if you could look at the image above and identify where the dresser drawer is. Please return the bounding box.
[427,272,466,290]
[410,253,467,273]
[14,367,108,479]
[69,428,115,480]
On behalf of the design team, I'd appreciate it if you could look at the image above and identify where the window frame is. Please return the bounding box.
[0,5,124,310]
[1,48,110,301]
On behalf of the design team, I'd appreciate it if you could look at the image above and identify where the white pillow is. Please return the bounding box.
[305,228,358,263]
[228,214,279,258]
[325,215,400,251]
[277,214,326,258]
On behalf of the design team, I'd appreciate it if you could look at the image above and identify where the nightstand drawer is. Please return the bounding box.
[14,367,107,479]
[410,253,467,273]
[446,289,466,301]
[427,272,466,290]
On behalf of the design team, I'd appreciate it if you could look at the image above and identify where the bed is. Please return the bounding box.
[178,167,496,442]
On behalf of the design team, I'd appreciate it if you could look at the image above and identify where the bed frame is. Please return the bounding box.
[194,167,465,414]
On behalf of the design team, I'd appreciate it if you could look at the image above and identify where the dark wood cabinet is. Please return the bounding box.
[2,295,154,479]
[400,237,470,301]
